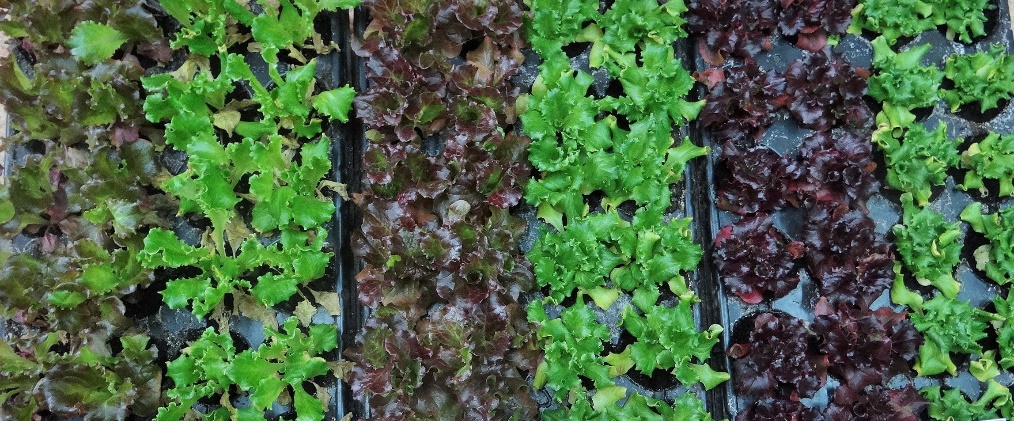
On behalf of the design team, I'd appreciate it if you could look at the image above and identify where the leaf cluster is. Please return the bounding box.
[892,280,999,376]
[0,334,161,420]
[812,299,922,389]
[784,53,872,131]
[803,199,894,304]
[687,0,855,61]
[921,380,1014,420]
[701,53,870,140]
[960,202,1014,285]
[521,0,723,416]
[824,384,927,421]
[698,60,786,144]
[873,121,960,206]
[139,1,349,318]
[892,193,963,297]
[717,131,877,215]
[728,312,826,398]
[136,0,356,418]
[868,38,943,129]
[529,211,702,304]
[716,144,801,214]
[731,307,923,416]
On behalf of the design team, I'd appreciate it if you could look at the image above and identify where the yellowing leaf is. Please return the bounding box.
[213,110,242,136]
[310,291,341,316]
[294,300,316,326]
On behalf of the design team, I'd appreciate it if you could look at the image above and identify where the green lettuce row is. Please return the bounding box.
[522,0,724,417]
[0,0,176,418]
[137,0,356,419]
[872,33,1014,420]
[527,211,726,418]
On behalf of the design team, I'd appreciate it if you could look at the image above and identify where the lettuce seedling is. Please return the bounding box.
[960,132,1014,197]
[942,45,1014,113]
[892,193,963,297]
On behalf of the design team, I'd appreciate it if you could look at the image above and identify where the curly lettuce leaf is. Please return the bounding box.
[960,132,1014,197]
[961,202,1014,285]
[873,122,960,206]
[942,45,1014,113]
[892,193,963,297]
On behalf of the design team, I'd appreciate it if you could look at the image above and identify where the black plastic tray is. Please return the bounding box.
[694,0,1014,417]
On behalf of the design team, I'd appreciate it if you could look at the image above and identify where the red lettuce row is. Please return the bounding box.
[0,1,172,418]
[688,0,857,63]
[694,8,925,414]
[346,0,540,418]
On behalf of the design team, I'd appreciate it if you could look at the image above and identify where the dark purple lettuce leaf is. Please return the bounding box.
[728,312,827,398]
[719,144,802,214]
[714,214,805,303]
[795,131,878,208]
[812,299,923,389]
[353,194,532,316]
[687,0,780,63]
[779,0,856,51]
[802,199,893,304]
[824,384,927,421]
[737,398,825,421]
[700,60,786,143]
[347,302,540,421]
[784,53,871,131]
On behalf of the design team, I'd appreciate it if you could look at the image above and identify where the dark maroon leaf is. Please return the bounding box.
[701,60,786,143]
[729,312,827,398]
[714,214,805,303]
[738,398,825,421]
[784,53,871,131]
[824,384,927,421]
[719,144,802,214]
[779,0,856,51]
[795,130,878,208]
[812,299,923,389]
[802,199,893,304]
[687,0,780,63]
